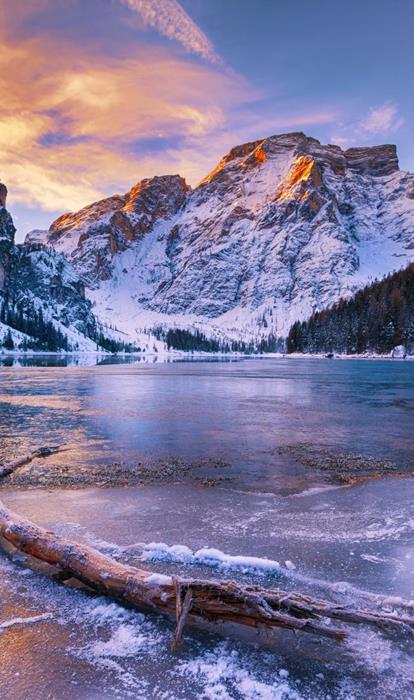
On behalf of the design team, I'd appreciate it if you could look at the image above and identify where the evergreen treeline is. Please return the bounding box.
[287,263,414,355]
[93,332,140,354]
[1,298,69,351]
[165,328,222,352]
[154,326,284,353]
[0,294,139,353]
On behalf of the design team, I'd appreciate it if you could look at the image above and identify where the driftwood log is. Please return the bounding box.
[0,445,61,479]
[2,502,414,643]
[0,448,413,644]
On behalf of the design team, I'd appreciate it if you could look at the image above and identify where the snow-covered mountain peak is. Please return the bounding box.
[22,132,414,344]
[191,134,401,220]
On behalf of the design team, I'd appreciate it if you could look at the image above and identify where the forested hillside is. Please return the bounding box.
[0,294,139,353]
[153,327,285,353]
[287,264,414,355]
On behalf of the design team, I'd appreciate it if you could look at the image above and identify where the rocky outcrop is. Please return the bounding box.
[26,133,414,343]
[0,183,16,291]
[42,175,189,283]
[0,188,100,348]
[345,145,399,177]
[392,345,407,359]
[0,183,8,208]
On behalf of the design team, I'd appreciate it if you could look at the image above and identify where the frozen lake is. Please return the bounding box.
[0,358,414,698]
[0,357,414,491]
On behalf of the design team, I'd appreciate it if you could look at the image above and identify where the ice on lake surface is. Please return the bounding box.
[1,357,414,489]
[0,358,414,699]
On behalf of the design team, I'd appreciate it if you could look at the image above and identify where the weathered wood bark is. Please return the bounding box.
[0,446,62,479]
[1,499,413,642]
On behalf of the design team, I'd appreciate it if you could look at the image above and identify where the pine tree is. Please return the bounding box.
[3,329,14,350]
[287,263,414,355]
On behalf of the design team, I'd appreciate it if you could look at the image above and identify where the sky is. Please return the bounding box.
[1,0,413,240]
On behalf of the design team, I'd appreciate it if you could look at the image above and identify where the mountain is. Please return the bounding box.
[0,184,144,352]
[24,132,414,345]
[287,263,414,356]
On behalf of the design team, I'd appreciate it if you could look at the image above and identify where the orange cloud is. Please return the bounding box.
[0,3,337,224]
[0,25,250,213]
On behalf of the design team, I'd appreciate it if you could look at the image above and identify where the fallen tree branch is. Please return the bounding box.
[1,499,413,644]
[173,580,193,649]
[0,445,63,479]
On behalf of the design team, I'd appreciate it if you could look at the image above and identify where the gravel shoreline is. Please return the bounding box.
[277,443,414,485]
[0,454,234,490]
[1,443,413,491]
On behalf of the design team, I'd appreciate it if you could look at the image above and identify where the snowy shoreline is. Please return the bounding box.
[0,349,412,362]
[285,351,414,361]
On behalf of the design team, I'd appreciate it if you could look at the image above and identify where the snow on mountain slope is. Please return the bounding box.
[29,132,414,343]
[0,321,32,348]
[1,185,104,351]
[27,176,190,286]
[0,183,170,353]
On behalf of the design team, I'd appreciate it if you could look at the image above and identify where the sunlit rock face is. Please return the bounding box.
[33,175,190,284]
[32,133,414,341]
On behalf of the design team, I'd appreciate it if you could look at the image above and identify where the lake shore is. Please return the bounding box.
[1,443,413,492]
[0,349,413,367]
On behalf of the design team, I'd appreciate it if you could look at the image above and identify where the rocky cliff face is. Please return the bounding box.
[0,188,100,349]
[7,243,98,342]
[31,175,189,284]
[0,184,16,291]
[28,133,414,342]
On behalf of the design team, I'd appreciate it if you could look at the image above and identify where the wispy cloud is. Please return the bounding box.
[121,0,220,63]
[360,103,405,135]
[331,102,405,147]
[0,1,341,231]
